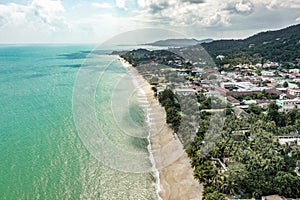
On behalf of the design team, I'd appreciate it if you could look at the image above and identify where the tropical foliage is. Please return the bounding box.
[186,95,300,199]
[158,89,181,132]
[202,24,300,67]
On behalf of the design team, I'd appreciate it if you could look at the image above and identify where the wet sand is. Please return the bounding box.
[120,57,203,200]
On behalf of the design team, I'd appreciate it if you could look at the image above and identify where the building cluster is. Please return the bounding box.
[151,61,300,114]
[210,64,300,113]
[143,52,300,199]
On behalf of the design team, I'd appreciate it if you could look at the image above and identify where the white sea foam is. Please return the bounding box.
[146,104,163,200]
[138,86,163,200]
[119,57,162,200]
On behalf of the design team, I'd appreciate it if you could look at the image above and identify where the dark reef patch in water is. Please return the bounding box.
[59,64,82,68]
[58,51,90,60]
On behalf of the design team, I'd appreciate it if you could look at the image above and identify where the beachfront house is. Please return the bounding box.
[174,88,197,96]
[278,136,300,146]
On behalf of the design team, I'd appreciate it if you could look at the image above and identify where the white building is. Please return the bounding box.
[289,69,300,74]
[261,70,274,77]
[288,89,300,97]
[276,98,300,112]
[216,55,225,60]
[220,81,261,92]
[174,88,196,96]
[278,136,300,146]
[242,100,257,105]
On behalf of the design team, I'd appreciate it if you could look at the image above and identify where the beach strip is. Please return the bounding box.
[120,57,203,200]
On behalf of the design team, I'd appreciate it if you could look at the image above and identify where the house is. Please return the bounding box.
[256,63,263,68]
[288,88,300,97]
[279,93,287,99]
[214,86,229,97]
[278,136,300,146]
[205,90,221,97]
[286,93,297,100]
[227,96,240,106]
[262,70,275,77]
[276,98,300,112]
[262,195,283,200]
[233,107,248,118]
[191,68,202,75]
[289,69,300,74]
[256,99,271,108]
[174,88,196,96]
[221,81,261,93]
[249,43,255,48]
[191,85,201,92]
[265,88,283,96]
[242,100,257,105]
[216,55,225,60]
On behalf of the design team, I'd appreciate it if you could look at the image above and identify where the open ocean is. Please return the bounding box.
[0,45,157,199]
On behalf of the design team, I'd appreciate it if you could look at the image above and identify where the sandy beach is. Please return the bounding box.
[120,57,203,200]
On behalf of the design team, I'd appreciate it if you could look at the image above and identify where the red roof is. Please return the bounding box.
[265,88,283,95]
[227,96,240,104]
[287,94,297,99]
[191,85,200,90]
[214,86,229,95]
[256,99,271,104]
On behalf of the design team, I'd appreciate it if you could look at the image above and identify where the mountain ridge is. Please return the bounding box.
[202,24,300,65]
[145,38,213,47]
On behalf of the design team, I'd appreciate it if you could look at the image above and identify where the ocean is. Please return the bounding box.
[0,45,158,199]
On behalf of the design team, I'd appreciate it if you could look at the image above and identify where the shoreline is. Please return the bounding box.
[119,56,203,200]
[119,57,163,199]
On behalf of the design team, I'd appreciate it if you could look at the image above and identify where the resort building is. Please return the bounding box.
[174,88,197,96]
[278,136,300,146]
[220,81,261,92]
[262,195,284,200]
[261,70,275,77]
[227,96,240,106]
[276,98,300,112]
[288,88,300,97]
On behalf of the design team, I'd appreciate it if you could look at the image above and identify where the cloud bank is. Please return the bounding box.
[0,0,299,43]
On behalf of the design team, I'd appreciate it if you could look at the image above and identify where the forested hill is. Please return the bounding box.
[202,24,300,65]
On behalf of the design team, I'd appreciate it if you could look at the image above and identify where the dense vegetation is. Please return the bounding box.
[232,91,279,102]
[202,24,300,67]
[155,84,300,199]
[120,48,191,68]
[152,87,300,199]
[158,89,181,132]
[158,88,202,146]
[186,94,300,199]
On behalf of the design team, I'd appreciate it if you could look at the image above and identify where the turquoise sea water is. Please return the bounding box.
[0,45,156,199]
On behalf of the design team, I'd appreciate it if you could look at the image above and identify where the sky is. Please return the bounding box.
[0,0,299,44]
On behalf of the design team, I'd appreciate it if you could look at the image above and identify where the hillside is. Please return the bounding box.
[202,24,300,67]
[145,38,213,47]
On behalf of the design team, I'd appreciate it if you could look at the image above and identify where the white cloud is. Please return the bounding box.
[0,0,70,43]
[0,0,66,27]
[201,12,231,27]
[31,0,65,25]
[92,2,113,9]
[135,0,299,29]
[116,0,126,9]
[31,0,65,13]
[0,3,29,27]
[252,0,300,10]
[0,0,299,43]
[235,1,253,13]
[135,0,233,27]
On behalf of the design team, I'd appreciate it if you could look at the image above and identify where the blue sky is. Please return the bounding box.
[0,0,299,44]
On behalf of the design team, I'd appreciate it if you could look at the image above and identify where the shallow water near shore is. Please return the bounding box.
[0,45,157,199]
